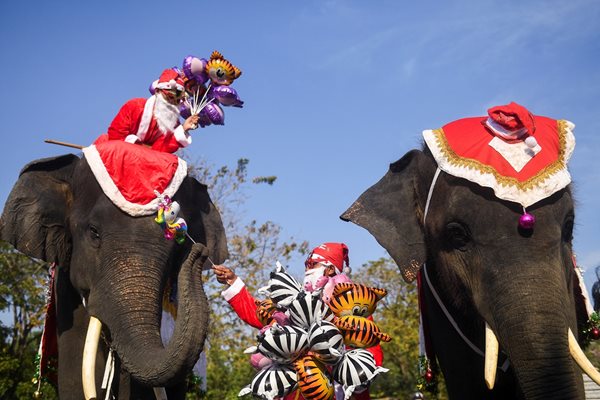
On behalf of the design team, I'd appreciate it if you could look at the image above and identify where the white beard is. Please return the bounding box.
[303,266,326,291]
[154,93,180,134]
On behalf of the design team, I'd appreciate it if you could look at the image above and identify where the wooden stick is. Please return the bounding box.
[45,139,84,149]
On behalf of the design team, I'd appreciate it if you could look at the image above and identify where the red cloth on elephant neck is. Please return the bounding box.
[83,138,188,216]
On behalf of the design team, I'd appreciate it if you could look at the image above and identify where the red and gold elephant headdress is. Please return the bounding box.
[422,102,575,210]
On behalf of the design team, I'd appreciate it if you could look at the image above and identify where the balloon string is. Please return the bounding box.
[185,232,215,267]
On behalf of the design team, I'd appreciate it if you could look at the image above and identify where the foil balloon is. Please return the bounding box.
[328,283,387,318]
[308,320,344,365]
[182,55,208,85]
[149,79,158,95]
[320,274,352,304]
[197,112,212,128]
[333,349,389,400]
[258,262,303,307]
[287,291,333,329]
[179,102,191,119]
[238,364,297,400]
[254,298,278,326]
[208,85,244,107]
[199,102,224,125]
[255,324,309,363]
[206,50,242,86]
[294,355,335,400]
[334,315,392,348]
[249,352,272,371]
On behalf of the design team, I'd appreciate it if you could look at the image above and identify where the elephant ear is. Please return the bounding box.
[176,177,229,266]
[340,149,429,283]
[0,154,78,266]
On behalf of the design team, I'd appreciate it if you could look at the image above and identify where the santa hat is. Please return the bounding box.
[486,102,538,147]
[305,242,350,274]
[154,69,185,92]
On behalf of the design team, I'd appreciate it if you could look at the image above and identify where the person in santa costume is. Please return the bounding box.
[213,242,384,400]
[99,69,200,153]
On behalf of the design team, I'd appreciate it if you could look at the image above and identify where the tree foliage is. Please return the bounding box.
[184,155,309,399]
[0,241,57,399]
[352,257,448,399]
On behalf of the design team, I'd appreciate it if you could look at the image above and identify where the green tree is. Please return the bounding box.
[184,155,308,399]
[352,257,448,399]
[0,241,57,399]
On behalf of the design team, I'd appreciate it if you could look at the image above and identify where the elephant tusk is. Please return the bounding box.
[153,387,168,400]
[568,328,600,385]
[484,322,499,390]
[82,316,102,400]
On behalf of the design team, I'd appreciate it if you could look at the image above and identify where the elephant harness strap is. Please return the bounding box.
[418,167,510,372]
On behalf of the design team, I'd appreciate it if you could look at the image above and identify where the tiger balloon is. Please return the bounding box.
[294,355,335,400]
[328,283,387,318]
[334,315,392,348]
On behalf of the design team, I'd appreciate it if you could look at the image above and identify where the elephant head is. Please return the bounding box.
[0,152,228,399]
[341,114,599,399]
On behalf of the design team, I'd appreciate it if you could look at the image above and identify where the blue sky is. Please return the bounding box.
[1,1,599,295]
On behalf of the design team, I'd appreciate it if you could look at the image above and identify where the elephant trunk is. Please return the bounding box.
[87,244,209,387]
[488,265,583,400]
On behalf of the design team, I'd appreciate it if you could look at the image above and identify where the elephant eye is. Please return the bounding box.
[445,222,471,251]
[562,215,574,243]
[89,224,101,243]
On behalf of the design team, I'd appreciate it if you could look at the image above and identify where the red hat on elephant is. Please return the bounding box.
[305,242,350,274]
[486,102,537,144]
[155,69,185,92]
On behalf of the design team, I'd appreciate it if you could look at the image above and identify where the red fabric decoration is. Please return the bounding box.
[304,242,349,273]
[39,265,58,385]
[441,115,559,182]
[83,139,187,216]
[487,101,536,137]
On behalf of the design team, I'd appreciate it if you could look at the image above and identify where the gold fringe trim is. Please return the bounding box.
[431,120,569,191]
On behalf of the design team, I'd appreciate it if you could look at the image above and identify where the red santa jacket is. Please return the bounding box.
[222,278,383,400]
[106,96,191,153]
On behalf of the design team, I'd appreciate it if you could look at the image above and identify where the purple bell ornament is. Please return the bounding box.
[519,208,535,230]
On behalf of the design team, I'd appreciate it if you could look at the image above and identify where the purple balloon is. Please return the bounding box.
[182,55,208,85]
[179,103,191,119]
[208,85,244,108]
[200,103,225,125]
[149,79,158,95]
[196,111,212,128]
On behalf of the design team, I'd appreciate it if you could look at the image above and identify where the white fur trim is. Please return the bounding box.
[124,134,139,144]
[221,277,245,302]
[136,95,156,141]
[423,120,575,208]
[82,144,188,217]
[156,80,184,92]
[485,117,527,139]
[173,125,192,147]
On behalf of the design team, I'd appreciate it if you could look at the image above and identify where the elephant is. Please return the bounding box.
[341,145,600,399]
[0,152,228,399]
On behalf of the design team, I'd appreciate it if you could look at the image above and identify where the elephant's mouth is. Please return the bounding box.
[81,316,170,400]
[483,323,600,389]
